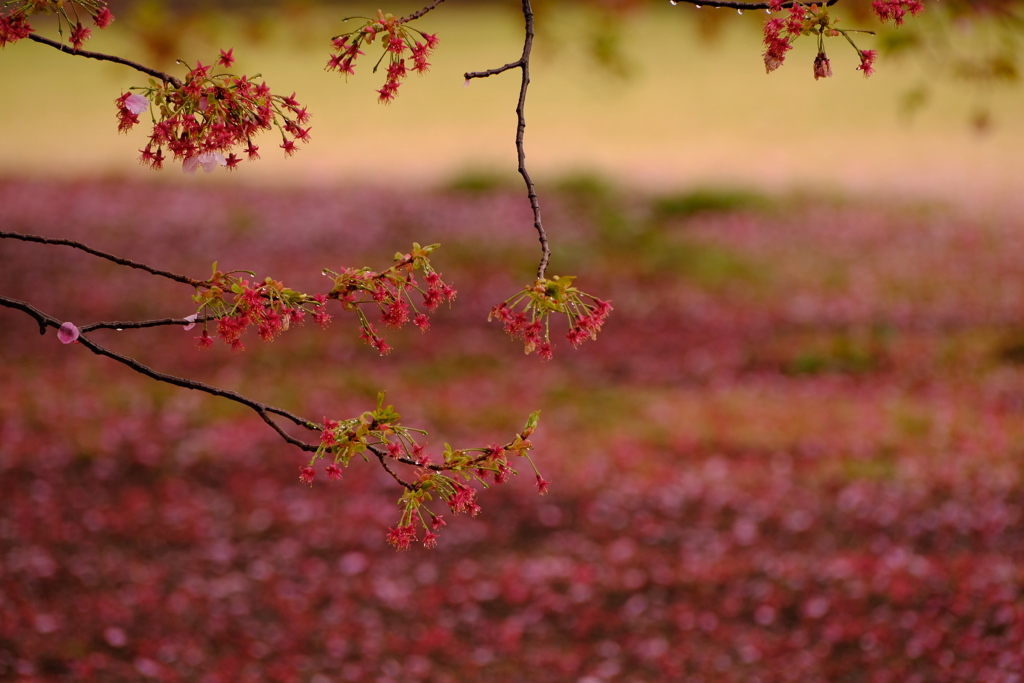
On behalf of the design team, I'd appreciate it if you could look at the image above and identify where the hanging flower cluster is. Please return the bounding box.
[189,263,329,351]
[326,9,438,103]
[490,276,612,361]
[762,1,894,79]
[871,0,924,27]
[188,244,454,353]
[116,49,310,173]
[0,0,112,50]
[323,242,455,356]
[306,396,543,550]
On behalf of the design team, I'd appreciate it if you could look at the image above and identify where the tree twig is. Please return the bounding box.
[0,231,200,286]
[27,33,183,87]
[374,450,414,489]
[0,296,48,336]
[464,0,550,280]
[80,333,319,450]
[401,0,448,23]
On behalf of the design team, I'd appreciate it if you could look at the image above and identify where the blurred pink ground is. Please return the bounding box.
[2,178,1024,680]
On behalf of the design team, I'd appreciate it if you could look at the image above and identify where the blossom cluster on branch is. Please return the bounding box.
[117,50,310,173]
[189,242,454,355]
[490,276,612,360]
[326,9,439,103]
[759,0,917,78]
[0,0,112,49]
[308,397,544,549]
[322,242,456,355]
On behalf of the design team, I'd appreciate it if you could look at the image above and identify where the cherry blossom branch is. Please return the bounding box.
[26,32,182,87]
[400,0,448,23]
[0,296,502,491]
[2,231,455,355]
[0,231,199,286]
[464,0,550,280]
[0,295,48,335]
[81,336,316,449]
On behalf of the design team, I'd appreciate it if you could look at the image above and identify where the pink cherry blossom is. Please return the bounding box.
[123,93,149,115]
[182,151,227,175]
[57,321,79,344]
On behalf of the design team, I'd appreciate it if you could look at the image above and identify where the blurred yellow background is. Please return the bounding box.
[1,1,1021,207]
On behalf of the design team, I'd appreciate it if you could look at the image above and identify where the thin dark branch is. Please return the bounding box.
[27,33,183,87]
[464,60,521,79]
[0,294,317,451]
[78,334,318,450]
[0,231,200,287]
[400,0,447,23]
[373,448,415,489]
[669,0,840,9]
[463,0,550,280]
[79,315,214,333]
[515,1,549,280]
[0,296,48,335]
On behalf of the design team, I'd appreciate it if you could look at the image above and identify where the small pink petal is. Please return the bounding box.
[57,322,80,344]
[198,151,226,172]
[124,93,149,115]
[183,314,197,331]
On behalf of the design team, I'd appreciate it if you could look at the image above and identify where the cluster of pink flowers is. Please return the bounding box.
[872,0,924,26]
[763,1,904,79]
[0,11,31,47]
[324,242,455,355]
[313,397,419,474]
[190,271,328,351]
[386,510,444,550]
[858,49,878,77]
[325,9,438,104]
[490,276,612,360]
[0,0,112,49]
[118,50,309,173]
[762,1,811,73]
[307,406,542,550]
[186,244,452,355]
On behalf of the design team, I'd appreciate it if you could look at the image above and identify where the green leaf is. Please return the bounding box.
[522,410,541,437]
